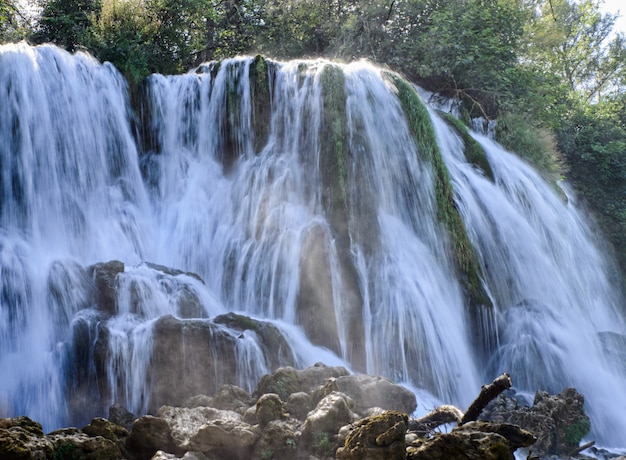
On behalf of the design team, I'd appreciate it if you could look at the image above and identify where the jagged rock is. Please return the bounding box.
[256,393,287,427]
[0,417,52,460]
[108,404,135,431]
[406,421,535,460]
[88,260,124,315]
[254,363,351,400]
[336,411,408,460]
[126,415,176,459]
[157,406,237,451]
[213,312,295,370]
[336,373,418,414]
[481,387,590,456]
[301,391,357,457]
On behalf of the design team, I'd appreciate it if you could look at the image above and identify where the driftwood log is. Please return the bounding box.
[460,372,512,424]
[408,373,512,434]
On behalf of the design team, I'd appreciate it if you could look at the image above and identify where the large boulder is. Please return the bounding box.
[125,415,177,459]
[148,315,239,411]
[156,405,259,458]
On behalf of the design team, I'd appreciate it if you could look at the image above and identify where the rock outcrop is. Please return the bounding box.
[480,387,591,456]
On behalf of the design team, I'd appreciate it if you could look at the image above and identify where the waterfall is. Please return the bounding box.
[1,43,625,447]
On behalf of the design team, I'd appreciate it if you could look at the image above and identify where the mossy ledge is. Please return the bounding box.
[250,55,272,153]
[320,63,349,214]
[389,74,492,309]
[441,112,495,181]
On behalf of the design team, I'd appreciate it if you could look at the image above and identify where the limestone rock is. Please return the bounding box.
[187,418,259,458]
[301,391,357,457]
[157,406,241,451]
[149,315,238,411]
[336,411,408,460]
[210,384,252,414]
[182,395,213,409]
[126,415,176,459]
[88,260,124,315]
[0,417,52,460]
[214,312,295,370]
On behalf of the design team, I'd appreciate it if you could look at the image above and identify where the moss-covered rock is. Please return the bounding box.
[389,74,492,311]
[250,55,272,153]
[336,411,408,460]
[441,112,494,181]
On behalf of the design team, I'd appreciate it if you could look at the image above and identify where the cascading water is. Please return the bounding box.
[1,42,625,448]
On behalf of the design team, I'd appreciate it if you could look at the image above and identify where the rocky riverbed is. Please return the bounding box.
[1,363,623,460]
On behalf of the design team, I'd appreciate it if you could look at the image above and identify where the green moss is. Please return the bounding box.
[564,417,591,446]
[389,73,491,309]
[251,55,271,153]
[320,64,350,241]
[441,112,494,181]
[52,443,78,460]
[312,431,333,457]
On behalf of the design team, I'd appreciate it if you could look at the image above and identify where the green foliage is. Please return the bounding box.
[86,0,158,83]
[564,417,591,446]
[496,111,563,181]
[35,0,100,51]
[441,113,494,181]
[321,64,349,206]
[52,443,78,460]
[391,74,491,309]
[312,431,333,457]
[558,104,626,278]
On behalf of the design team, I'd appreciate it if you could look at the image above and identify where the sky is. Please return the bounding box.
[600,0,626,36]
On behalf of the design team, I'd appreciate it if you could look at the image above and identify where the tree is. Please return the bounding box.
[35,0,101,51]
[521,0,626,102]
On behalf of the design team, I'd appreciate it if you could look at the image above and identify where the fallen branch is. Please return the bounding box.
[407,373,513,436]
[407,405,463,435]
[460,373,512,425]
[568,440,595,457]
